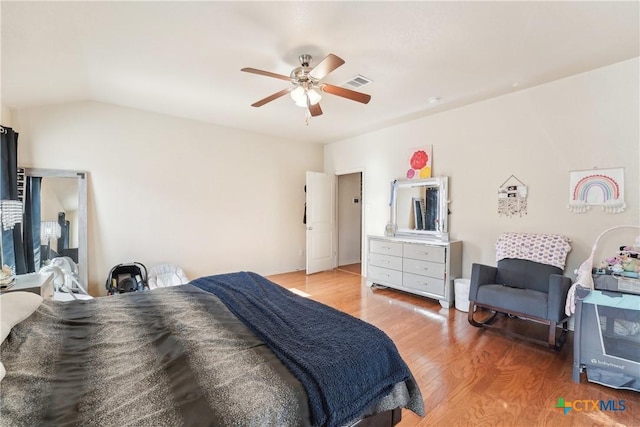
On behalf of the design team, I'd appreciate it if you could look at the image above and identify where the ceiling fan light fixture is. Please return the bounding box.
[291,86,321,107]
[242,53,370,117]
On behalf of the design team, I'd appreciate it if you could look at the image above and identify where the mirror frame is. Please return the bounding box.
[390,176,449,241]
[23,168,88,289]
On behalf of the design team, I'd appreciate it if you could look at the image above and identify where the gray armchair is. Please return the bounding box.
[468,233,572,350]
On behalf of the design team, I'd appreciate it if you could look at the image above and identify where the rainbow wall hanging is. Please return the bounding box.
[568,168,625,214]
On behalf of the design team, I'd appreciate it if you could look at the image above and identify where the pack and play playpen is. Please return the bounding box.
[571,226,640,391]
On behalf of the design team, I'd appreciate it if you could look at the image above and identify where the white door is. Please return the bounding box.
[306,171,335,274]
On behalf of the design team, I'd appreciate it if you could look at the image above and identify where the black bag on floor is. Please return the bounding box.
[106,262,148,295]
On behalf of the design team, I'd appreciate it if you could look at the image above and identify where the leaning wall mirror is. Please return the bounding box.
[389,177,449,241]
[22,168,88,289]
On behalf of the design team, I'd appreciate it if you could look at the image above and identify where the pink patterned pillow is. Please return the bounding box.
[496,232,572,270]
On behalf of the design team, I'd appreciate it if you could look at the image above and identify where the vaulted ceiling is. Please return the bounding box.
[2,1,638,143]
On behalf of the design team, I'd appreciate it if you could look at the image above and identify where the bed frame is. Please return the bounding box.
[352,408,402,427]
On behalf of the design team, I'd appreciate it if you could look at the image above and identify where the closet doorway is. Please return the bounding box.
[336,172,363,276]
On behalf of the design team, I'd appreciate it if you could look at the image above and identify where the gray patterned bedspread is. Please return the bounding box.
[1,282,422,426]
[192,272,424,426]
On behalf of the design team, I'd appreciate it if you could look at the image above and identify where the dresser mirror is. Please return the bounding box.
[22,168,88,289]
[389,177,449,241]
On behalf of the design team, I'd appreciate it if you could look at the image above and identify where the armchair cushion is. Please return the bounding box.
[477,285,548,319]
[470,260,572,323]
[495,259,563,293]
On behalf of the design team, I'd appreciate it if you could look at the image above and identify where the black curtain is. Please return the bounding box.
[23,176,42,272]
[1,125,26,273]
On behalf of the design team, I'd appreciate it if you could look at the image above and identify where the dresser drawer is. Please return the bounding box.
[369,252,402,271]
[403,243,445,263]
[369,239,403,257]
[403,258,446,279]
[368,265,403,286]
[403,272,445,296]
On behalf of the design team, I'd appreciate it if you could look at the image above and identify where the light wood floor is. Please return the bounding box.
[337,262,362,275]
[267,269,639,427]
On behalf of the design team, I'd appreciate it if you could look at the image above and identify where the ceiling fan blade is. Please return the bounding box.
[309,54,345,80]
[251,88,292,107]
[320,83,371,104]
[241,67,291,81]
[308,102,323,117]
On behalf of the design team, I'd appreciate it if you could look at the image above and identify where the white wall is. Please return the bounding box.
[13,101,322,295]
[1,104,12,126]
[326,58,640,280]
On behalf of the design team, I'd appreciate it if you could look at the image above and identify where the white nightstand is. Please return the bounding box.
[1,272,54,299]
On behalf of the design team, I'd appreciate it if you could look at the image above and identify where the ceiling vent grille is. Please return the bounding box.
[343,74,372,89]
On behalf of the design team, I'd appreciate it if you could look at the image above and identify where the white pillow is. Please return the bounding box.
[0,292,42,383]
[1,291,44,344]
[157,272,182,287]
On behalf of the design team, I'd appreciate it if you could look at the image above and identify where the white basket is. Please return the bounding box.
[454,279,471,312]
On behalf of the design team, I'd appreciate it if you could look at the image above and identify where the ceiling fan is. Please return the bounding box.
[241,53,371,118]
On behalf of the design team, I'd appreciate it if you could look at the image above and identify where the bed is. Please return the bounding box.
[0,271,424,426]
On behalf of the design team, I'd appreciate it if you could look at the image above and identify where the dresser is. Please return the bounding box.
[367,236,462,308]
[1,272,54,300]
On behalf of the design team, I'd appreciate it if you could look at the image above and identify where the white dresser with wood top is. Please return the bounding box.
[1,272,54,300]
[367,236,462,308]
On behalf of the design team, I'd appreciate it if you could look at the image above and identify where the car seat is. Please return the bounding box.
[106,262,148,294]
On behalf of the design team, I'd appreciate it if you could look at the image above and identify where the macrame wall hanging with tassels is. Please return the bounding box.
[497,175,528,217]
[568,167,625,214]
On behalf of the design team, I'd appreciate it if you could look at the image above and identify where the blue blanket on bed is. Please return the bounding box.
[191,271,412,427]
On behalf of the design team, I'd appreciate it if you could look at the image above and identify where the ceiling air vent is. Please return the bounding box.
[343,74,372,89]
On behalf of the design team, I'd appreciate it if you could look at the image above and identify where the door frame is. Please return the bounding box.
[335,167,365,276]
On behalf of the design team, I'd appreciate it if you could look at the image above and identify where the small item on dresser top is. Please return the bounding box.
[0,265,16,291]
[0,280,15,291]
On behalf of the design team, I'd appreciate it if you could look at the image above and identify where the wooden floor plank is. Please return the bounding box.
[267,269,639,427]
